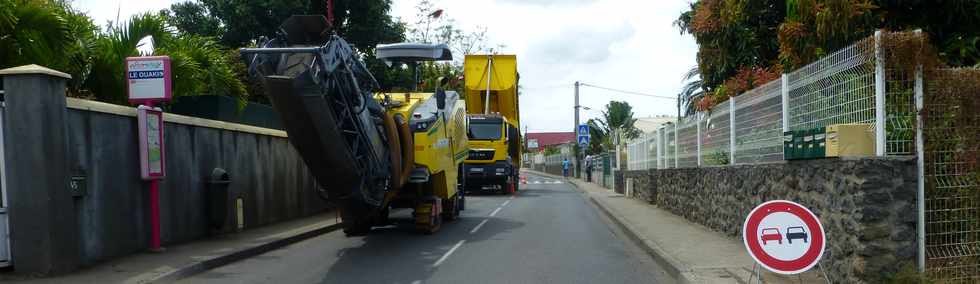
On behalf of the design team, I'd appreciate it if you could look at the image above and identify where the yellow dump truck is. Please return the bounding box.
[242,16,467,235]
[462,55,522,194]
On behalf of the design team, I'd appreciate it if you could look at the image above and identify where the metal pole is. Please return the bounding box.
[874,30,887,156]
[781,74,790,133]
[574,81,581,178]
[729,98,736,164]
[696,117,702,166]
[913,29,926,272]
[484,55,493,114]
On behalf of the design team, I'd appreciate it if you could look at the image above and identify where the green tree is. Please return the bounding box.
[594,101,642,146]
[0,0,99,94]
[162,2,223,37]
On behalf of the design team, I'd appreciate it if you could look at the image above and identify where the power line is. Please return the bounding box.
[578,83,676,100]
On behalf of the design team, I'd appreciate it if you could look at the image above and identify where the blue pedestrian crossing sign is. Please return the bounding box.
[577,124,590,146]
[578,124,590,137]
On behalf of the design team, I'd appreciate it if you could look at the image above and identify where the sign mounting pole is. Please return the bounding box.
[127,55,171,252]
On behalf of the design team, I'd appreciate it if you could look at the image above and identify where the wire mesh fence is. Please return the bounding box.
[733,79,784,163]
[922,68,980,282]
[676,118,699,168]
[701,101,731,166]
[786,37,877,132]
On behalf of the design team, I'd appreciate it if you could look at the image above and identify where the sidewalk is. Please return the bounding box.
[2,211,341,284]
[526,170,825,284]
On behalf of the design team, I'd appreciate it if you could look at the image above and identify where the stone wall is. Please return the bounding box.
[624,157,918,283]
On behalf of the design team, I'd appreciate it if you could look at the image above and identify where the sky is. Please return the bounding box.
[74,0,698,133]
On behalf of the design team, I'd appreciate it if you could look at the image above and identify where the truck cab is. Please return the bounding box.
[464,114,521,192]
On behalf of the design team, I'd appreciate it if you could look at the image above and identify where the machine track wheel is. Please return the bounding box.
[442,194,461,221]
[341,201,373,236]
[416,198,442,234]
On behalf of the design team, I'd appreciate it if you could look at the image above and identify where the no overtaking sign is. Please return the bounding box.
[742,200,826,274]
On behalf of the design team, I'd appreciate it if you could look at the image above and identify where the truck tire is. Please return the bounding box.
[442,195,459,221]
[341,200,373,236]
[458,190,466,211]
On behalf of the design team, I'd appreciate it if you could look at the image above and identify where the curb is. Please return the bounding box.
[147,222,344,283]
[523,170,694,284]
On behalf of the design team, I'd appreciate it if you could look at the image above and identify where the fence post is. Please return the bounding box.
[657,125,667,169]
[729,98,736,164]
[874,30,887,156]
[913,31,926,274]
[674,122,679,168]
[696,117,702,166]
[781,74,790,133]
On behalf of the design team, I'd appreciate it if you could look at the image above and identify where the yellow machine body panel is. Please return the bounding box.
[380,92,468,200]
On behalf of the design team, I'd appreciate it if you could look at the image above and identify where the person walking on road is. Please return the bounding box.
[562,158,570,178]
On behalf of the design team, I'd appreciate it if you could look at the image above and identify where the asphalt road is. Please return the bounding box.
[178,171,664,284]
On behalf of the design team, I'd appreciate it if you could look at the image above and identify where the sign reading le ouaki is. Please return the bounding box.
[126,56,172,104]
[742,200,826,274]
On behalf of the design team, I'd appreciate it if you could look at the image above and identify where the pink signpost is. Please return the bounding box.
[127,56,172,251]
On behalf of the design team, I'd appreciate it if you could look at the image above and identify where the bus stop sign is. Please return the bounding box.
[742,200,825,274]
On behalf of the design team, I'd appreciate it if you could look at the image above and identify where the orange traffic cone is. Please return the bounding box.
[506,183,515,195]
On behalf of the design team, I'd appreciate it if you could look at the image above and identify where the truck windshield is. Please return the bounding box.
[468,122,502,140]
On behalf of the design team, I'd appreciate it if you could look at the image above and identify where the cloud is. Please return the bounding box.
[495,0,597,6]
[526,22,635,65]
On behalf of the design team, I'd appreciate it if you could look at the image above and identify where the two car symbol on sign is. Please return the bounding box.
[760,226,809,245]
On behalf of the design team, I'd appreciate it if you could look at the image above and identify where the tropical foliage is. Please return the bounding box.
[1,0,496,108]
[676,0,980,111]
[1,0,246,105]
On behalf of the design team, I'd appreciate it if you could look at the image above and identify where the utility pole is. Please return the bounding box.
[574,81,581,178]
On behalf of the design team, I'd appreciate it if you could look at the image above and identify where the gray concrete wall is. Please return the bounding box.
[2,67,329,274]
[65,108,330,267]
[624,158,918,283]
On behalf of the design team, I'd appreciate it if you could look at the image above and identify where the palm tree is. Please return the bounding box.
[85,12,246,105]
[677,65,705,117]
[0,0,98,93]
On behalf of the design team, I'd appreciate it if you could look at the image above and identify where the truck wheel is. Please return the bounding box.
[442,196,459,221]
[458,191,466,211]
[341,202,372,236]
[416,199,442,234]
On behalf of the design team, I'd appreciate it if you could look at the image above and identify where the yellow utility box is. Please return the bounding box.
[825,123,875,157]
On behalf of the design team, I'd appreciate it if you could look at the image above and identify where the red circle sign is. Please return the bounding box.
[742,200,825,274]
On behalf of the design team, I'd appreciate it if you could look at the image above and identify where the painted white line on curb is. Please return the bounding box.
[470,219,489,234]
[432,240,465,267]
[489,207,502,217]
[501,200,511,207]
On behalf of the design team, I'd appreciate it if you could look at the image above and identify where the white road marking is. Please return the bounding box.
[432,240,465,267]
[489,207,502,217]
[501,200,511,207]
[533,181,541,184]
[509,195,515,200]
[470,219,489,234]
[411,281,421,284]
